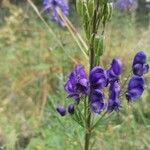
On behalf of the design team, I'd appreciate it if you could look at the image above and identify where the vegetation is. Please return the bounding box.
[0,1,149,150]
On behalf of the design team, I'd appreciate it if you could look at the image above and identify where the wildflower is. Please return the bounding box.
[68,104,75,114]
[126,76,146,101]
[56,106,66,116]
[107,81,121,112]
[65,65,89,101]
[115,0,138,12]
[90,67,108,90]
[107,58,123,82]
[91,90,105,114]
[43,0,69,26]
[132,51,149,76]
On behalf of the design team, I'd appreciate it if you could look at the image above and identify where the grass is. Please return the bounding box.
[0,1,150,150]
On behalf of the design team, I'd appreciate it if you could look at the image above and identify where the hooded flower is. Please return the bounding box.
[56,106,66,116]
[115,0,138,12]
[132,51,149,76]
[90,89,105,114]
[65,65,89,101]
[68,104,75,114]
[126,76,146,101]
[43,0,69,26]
[107,58,123,82]
[90,67,108,90]
[107,81,121,112]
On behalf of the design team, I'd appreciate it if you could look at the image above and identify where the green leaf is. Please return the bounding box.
[106,3,113,21]
[87,0,94,17]
[102,2,113,25]
[76,0,84,16]
[94,36,104,57]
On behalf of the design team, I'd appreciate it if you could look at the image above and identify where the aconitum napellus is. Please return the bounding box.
[43,0,69,26]
[126,51,149,101]
[132,51,149,76]
[90,67,108,90]
[126,76,146,101]
[107,81,121,112]
[68,104,75,114]
[107,58,123,82]
[56,51,149,116]
[56,106,66,116]
[64,64,89,101]
[91,89,105,114]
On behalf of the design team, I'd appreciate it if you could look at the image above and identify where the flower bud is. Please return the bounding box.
[126,76,145,101]
[56,106,66,116]
[132,51,149,76]
[68,104,75,114]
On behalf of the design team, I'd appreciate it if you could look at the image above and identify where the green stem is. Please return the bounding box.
[84,108,91,150]
[84,2,100,150]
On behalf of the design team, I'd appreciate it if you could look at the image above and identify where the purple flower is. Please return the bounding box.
[107,81,121,112]
[90,90,105,114]
[126,76,146,101]
[107,58,123,82]
[68,104,75,114]
[90,67,108,90]
[43,0,69,26]
[115,0,138,12]
[132,51,149,76]
[56,106,66,116]
[65,65,89,101]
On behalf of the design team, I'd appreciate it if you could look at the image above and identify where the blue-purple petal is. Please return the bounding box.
[126,76,146,101]
[132,51,149,76]
[126,87,144,101]
[90,67,108,89]
[43,0,69,26]
[64,64,88,101]
[143,64,149,74]
[107,58,123,81]
[56,106,66,116]
[127,76,145,90]
[91,101,105,114]
[107,81,121,112]
[111,59,123,76]
[90,90,105,114]
[68,104,75,114]
[133,51,147,65]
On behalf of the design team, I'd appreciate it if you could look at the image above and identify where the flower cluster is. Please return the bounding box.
[56,51,149,116]
[90,58,122,114]
[64,65,89,101]
[126,51,149,101]
[43,0,69,26]
[115,0,138,12]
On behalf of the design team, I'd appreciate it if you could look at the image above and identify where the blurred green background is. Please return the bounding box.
[0,0,150,150]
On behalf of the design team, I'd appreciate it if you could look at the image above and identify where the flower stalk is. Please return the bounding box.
[84,0,108,149]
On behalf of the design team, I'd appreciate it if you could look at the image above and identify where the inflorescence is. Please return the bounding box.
[56,51,149,116]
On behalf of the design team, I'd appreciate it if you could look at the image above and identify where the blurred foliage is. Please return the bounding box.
[0,0,149,150]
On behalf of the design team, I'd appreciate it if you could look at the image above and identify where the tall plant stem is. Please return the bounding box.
[84,1,100,149]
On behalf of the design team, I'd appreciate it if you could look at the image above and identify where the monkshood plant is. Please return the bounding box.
[48,0,149,150]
